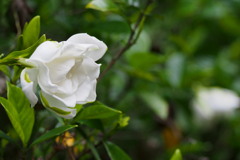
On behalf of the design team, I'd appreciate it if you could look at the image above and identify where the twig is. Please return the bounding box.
[13,11,22,35]
[98,0,154,80]
[11,0,32,29]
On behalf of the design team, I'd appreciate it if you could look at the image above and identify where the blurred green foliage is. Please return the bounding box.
[1,0,240,159]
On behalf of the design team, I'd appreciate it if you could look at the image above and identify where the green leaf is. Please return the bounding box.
[86,0,119,12]
[170,28,206,55]
[79,119,104,131]
[0,65,10,78]
[166,53,185,87]
[104,141,131,160]
[22,16,40,49]
[30,124,78,147]
[139,92,169,120]
[0,130,15,144]
[126,52,165,70]
[74,102,122,121]
[118,116,130,128]
[100,114,129,132]
[75,102,129,132]
[0,82,35,147]
[170,149,182,160]
[11,66,23,84]
[0,35,46,65]
[16,35,24,50]
[126,31,151,55]
[126,68,156,81]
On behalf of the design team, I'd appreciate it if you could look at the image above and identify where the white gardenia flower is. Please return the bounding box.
[193,87,240,120]
[20,33,107,119]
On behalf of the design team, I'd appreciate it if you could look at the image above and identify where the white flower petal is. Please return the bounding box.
[20,69,38,107]
[40,92,76,119]
[60,42,98,58]
[36,61,78,95]
[80,57,100,79]
[207,88,240,112]
[47,57,75,83]
[25,67,38,82]
[30,41,62,62]
[67,33,107,61]
[85,80,97,102]
[193,87,240,121]
[56,79,76,95]
[76,78,97,103]
[57,109,76,119]
[42,91,76,108]
[49,108,76,119]
[35,58,88,96]
[34,60,59,93]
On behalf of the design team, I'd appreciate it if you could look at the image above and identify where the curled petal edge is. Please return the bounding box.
[40,92,77,119]
[67,33,107,61]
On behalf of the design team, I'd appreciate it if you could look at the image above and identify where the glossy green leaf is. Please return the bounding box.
[30,124,78,147]
[22,16,40,49]
[86,0,119,12]
[0,35,46,65]
[140,92,169,120]
[104,141,131,160]
[74,102,128,132]
[0,82,34,147]
[170,149,182,160]
[77,113,130,133]
[74,102,122,121]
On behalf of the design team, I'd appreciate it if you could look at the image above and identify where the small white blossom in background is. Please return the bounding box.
[20,33,107,119]
[192,87,240,121]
